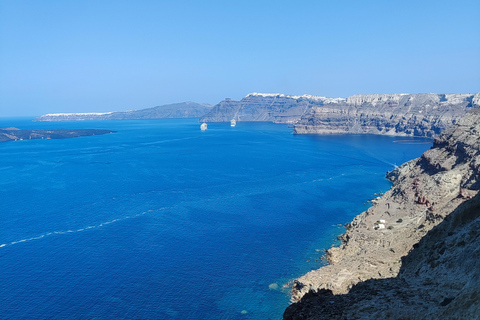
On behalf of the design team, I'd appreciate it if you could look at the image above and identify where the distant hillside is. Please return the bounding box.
[201,92,480,138]
[200,93,344,124]
[35,92,480,138]
[35,102,212,121]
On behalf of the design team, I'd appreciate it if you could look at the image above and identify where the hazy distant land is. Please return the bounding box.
[36,92,480,139]
[35,102,212,121]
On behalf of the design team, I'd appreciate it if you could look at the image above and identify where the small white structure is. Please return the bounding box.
[375,223,385,230]
[230,119,236,127]
[200,122,208,131]
[379,219,386,224]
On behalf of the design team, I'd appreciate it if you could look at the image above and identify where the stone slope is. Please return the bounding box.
[35,102,212,121]
[293,93,479,137]
[284,192,480,319]
[285,108,480,317]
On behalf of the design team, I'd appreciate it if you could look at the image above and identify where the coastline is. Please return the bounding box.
[0,128,115,143]
[285,109,480,318]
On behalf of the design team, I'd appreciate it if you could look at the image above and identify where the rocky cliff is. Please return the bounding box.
[284,193,480,319]
[35,102,212,121]
[200,92,479,137]
[293,93,479,137]
[284,108,480,319]
[199,93,345,124]
[36,92,479,138]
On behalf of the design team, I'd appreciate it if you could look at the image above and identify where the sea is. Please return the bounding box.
[0,118,431,319]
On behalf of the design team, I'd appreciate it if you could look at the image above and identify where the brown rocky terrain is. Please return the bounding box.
[285,108,480,319]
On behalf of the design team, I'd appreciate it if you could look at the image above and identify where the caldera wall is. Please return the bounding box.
[293,93,479,137]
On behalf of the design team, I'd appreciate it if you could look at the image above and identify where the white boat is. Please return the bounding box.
[230,119,236,127]
[200,122,208,131]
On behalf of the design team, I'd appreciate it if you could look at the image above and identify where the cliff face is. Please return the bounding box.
[285,108,480,319]
[35,102,212,121]
[36,92,479,138]
[200,92,479,137]
[284,193,480,319]
[199,93,345,124]
[293,93,478,137]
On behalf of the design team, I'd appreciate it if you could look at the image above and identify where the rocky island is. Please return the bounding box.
[35,102,212,121]
[36,92,480,140]
[0,128,115,142]
[284,106,480,318]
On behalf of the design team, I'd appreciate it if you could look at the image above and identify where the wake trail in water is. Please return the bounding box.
[0,170,351,250]
[139,136,199,146]
[326,151,397,168]
[0,208,163,249]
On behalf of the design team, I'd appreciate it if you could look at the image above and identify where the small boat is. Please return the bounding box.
[200,122,208,131]
[230,119,236,127]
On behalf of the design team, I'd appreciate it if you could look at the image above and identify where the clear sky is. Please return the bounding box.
[1,0,479,117]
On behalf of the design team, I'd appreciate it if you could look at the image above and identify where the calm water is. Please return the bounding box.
[0,118,431,319]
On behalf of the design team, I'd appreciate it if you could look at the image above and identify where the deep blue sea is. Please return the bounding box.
[0,118,431,319]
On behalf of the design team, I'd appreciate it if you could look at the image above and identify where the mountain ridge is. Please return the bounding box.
[35,92,479,139]
[35,101,212,121]
[200,92,479,137]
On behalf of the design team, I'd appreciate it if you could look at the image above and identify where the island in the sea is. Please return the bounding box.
[0,127,115,143]
[36,92,480,140]
[35,101,212,121]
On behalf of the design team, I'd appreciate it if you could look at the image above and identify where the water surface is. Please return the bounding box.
[0,118,431,319]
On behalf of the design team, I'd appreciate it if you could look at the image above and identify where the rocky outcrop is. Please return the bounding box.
[285,108,480,319]
[0,128,115,142]
[200,93,345,124]
[284,193,480,319]
[293,93,478,137]
[35,102,212,121]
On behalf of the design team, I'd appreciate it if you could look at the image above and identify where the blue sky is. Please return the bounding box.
[1,0,479,117]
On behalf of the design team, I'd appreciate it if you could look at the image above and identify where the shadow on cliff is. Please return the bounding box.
[284,192,480,320]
